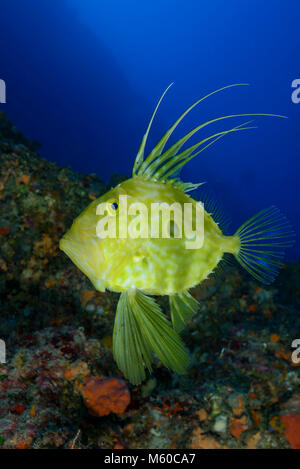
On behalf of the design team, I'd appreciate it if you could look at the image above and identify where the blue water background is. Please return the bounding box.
[0,0,299,260]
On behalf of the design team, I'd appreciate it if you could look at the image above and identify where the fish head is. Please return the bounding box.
[59,179,141,292]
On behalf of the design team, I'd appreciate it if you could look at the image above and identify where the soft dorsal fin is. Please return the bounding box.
[198,185,231,234]
[132,84,286,193]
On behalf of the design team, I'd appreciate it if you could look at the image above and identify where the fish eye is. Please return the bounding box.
[106,198,119,215]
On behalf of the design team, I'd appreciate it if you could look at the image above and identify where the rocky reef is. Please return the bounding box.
[0,110,299,449]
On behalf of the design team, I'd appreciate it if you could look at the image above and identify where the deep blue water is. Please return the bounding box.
[0,0,299,260]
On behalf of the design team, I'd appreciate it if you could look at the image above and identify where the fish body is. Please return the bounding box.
[61,176,239,296]
[60,84,293,384]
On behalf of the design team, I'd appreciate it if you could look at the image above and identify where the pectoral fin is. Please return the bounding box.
[169,291,199,333]
[113,289,190,385]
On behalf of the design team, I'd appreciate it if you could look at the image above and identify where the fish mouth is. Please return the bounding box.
[59,236,76,259]
[59,236,106,292]
[59,236,83,268]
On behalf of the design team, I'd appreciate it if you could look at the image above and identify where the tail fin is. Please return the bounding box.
[234,206,294,284]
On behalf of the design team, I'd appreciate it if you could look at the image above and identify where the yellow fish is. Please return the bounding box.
[60,84,293,385]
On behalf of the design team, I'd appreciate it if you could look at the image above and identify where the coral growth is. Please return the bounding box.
[81,376,130,417]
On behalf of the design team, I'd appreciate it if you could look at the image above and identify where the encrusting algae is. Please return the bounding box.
[60,84,294,385]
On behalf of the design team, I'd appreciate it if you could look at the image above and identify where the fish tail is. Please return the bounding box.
[232,206,294,284]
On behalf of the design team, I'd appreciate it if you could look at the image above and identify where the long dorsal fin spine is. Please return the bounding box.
[140,111,285,180]
[132,84,287,193]
[140,112,253,178]
[136,83,249,176]
[157,122,256,181]
[133,82,174,176]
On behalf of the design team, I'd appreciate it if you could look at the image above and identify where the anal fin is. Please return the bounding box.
[169,291,199,333]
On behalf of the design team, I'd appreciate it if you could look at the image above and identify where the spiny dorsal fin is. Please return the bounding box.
[167,178,205,193]
[133,83,174,176]
[132,84,286,193]
[133,83,249,177]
